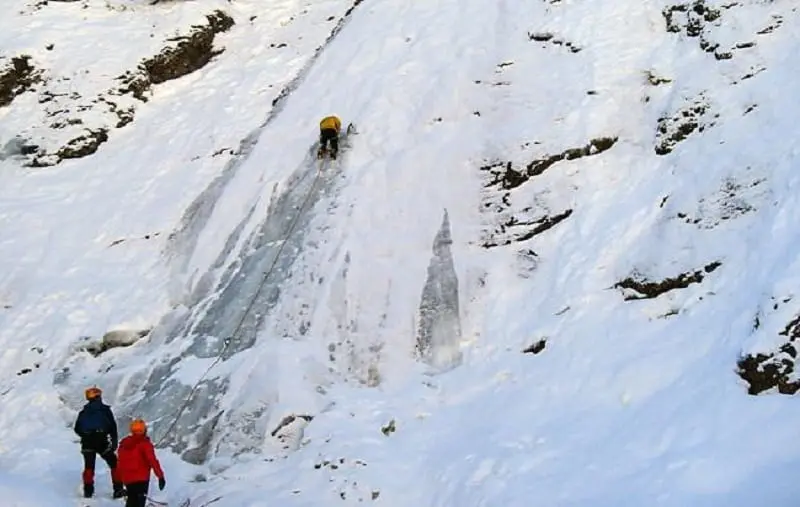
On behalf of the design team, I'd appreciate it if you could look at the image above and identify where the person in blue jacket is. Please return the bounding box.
[73,386,124,499]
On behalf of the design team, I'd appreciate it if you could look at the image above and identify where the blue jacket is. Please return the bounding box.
[74,399,118,445]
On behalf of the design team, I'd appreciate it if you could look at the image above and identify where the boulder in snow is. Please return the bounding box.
[75,328,150,357]
[270,414,313,451]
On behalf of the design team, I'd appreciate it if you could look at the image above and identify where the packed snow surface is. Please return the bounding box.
[1,0,800,505]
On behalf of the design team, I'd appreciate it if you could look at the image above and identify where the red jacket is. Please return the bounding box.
[117,434,165,484]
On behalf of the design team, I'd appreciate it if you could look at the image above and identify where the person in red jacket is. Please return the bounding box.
[117,419,166,507]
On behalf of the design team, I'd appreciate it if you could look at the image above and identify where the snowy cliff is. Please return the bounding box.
[1,0,800,506]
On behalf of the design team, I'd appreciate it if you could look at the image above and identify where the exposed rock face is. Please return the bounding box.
[0,56,42,108]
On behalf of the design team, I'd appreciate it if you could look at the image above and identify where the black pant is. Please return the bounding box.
[320,128,338,154]
[81,432,119,487]
[125,481,149,507]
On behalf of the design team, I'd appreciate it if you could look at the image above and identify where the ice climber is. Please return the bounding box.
[318,115,342,160]
[74,386,125,499]
[117,418,166,507]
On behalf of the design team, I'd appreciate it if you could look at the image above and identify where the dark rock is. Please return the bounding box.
[614,261,721,300]
[523,339,547,355]
[0,55,43,108]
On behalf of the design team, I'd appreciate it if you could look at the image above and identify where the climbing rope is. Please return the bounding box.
[120,161,324,448]
[152,163,325,446]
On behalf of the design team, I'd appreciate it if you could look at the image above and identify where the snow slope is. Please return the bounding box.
[2,0,800,505]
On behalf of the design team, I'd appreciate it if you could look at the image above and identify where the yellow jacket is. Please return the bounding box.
[320,116,341,133]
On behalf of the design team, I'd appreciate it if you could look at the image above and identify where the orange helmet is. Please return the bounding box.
[85,386,102,400]
[130,418,147,435]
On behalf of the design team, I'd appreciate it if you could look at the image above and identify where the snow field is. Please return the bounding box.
[1,0,800,506]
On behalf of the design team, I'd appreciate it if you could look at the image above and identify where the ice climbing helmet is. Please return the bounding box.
[130,418,147,435]
[85,386,102,400]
